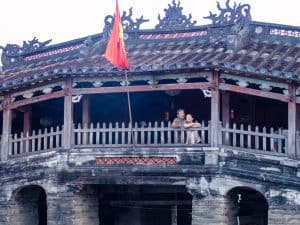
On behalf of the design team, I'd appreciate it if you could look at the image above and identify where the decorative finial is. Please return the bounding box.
[204,0,251,25]
[102,7,149,40]
[0,37,52,68]
[155,0,197,30]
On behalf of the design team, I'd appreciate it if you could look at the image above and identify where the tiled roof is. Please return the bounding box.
[0,1,299,92]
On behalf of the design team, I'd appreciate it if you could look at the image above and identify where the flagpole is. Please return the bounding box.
[125,70,135,147]
[104,0,134,146]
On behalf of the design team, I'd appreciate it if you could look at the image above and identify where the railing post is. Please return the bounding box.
[1,95,12,161]
[210,71,220,147]
[63,78,73,149]
[288,83,296,158]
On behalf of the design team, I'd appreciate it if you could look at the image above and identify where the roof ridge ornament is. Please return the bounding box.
[155,0,197,30]
[102,7,149,40]
[0,37,52,68]
[204,0,251,25]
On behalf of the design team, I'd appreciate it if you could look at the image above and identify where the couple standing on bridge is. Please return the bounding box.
[171,109,202,144]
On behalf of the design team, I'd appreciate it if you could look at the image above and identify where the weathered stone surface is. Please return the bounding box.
[0,147,299,224]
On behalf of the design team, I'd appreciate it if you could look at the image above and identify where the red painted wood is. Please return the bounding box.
[72,82,211,95]
[211,71,220,147]
[63,79,73,149]
[219,83,289,102]
[1,95,12,161]
[288,83,297,158]
[10,90,65,109]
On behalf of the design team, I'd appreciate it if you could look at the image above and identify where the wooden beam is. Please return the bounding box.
[63,79,73,149]
[219,83,289,102]
[288,83,296,158]
[221,91,230,126]
[1,95,12,161]
[10,90,65,109]
[72,82,211,95]
[82,95,90,126]
[7,83,209,110]
[211,71,220,147]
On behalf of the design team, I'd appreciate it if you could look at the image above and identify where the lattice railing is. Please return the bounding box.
[73,121,210,147]
[4,121,293,157]
[9,126,63,157]
[221,123,287,154]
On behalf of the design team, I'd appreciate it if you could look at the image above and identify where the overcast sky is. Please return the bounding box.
[0,0,299,47]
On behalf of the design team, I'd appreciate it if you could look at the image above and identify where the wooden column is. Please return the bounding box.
[296,104,300,158]
[288,83,296,158]
[1,95,12,161]
[221,91,230,126]
[23,106,32,134]
[211,71,220,147]
[63,78,73,149]
[82,95,90,126]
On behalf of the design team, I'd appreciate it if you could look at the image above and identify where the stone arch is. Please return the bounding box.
[226,186,269,225]
[10,185,47,225]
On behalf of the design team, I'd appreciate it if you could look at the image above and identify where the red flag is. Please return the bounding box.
[105,0,129,70]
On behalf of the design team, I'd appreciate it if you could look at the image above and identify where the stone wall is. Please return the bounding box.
[0,147,298,224]
[74,185,99,225]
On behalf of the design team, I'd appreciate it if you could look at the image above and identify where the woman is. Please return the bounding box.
[184,114,201,144]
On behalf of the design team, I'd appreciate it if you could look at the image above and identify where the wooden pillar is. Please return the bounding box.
[23,106,32,134]
[221,91,230,126]
[288,83,296,158]
[63,78,73,149]
[82,95,90,126]
[211,71,220,147]
[1,95,12,161]
[296,104,300,159]
[296,104,300,130]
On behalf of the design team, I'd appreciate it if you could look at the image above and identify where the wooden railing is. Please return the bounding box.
[9,126,63,157]
[5,121,294,158]
[221,123,287,154]
[73,121,209,147]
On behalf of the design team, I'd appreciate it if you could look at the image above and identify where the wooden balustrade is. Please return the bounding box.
[73,121,209,147]
[9,126,63,157]
[4,121,296,158]
[221,123,287,154]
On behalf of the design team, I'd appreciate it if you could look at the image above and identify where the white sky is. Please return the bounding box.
[0,0,299,47]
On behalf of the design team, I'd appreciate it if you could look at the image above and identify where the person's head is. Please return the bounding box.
[186,114,194,122]
[177,108,185,119]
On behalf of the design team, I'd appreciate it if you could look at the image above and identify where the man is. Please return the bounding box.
[171,109,185,128]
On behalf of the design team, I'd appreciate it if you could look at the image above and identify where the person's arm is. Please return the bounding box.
[191,122,201,128]
[171,119,179,128]
[184,123,194,128]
